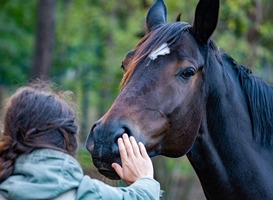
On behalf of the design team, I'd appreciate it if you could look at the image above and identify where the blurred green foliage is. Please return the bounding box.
[0,0,36,85]
[1,0,272,112]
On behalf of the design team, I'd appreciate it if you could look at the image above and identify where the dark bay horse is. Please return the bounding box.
[86,0,273,199]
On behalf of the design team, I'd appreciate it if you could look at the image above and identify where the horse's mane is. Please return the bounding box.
[222,52,273,146]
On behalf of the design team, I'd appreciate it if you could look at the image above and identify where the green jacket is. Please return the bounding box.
[0,149,161,200]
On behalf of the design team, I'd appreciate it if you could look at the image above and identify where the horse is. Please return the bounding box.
[86,0,273,199]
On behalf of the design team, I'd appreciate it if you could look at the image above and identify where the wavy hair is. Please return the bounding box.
[0,83,79,183]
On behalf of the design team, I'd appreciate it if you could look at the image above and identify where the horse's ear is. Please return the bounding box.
[192,0,220,44]
[146,0,167,32]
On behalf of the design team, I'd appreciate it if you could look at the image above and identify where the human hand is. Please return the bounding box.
[111,134,154,185]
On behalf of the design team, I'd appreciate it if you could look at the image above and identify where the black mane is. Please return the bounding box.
[223,52,273,146]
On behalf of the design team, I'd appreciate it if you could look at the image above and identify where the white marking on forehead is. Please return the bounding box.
[149,43,170,61]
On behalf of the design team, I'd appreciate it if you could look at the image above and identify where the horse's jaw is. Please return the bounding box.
[98,169,120,180]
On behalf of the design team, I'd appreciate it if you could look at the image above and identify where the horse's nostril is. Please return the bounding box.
[123,126,133,137]
[112,125,133,145]
[86,121,100,152]
[90,123,97,133]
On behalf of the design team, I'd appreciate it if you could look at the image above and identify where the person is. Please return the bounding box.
[0,83,161,200]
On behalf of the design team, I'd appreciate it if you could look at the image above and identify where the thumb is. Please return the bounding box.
[112,163,124,179]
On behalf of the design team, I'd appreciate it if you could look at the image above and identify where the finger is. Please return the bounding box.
[139,142,150,159]
[122,134,134,157]
[117,137,127,161]
[112,163,124,179]
[129,136,141,157]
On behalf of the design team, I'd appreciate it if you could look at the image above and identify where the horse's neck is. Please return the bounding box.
[187,102,248,199]
[187,61,273,199]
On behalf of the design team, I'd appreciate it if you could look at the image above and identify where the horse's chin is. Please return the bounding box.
[98,169,121,180]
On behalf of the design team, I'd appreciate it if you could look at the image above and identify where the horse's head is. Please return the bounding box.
[86,0,219,179]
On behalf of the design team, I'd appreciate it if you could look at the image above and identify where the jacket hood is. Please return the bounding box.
[0,149,84,200]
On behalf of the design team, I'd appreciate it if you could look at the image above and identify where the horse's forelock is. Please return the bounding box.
[120,22,191,89]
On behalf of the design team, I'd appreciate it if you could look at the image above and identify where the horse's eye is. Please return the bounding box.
[121,62,125,71]
[179,67,196,79]
[121,49,136,71]
[121,60,129,71]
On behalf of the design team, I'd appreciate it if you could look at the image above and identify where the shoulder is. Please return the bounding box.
[52,189,77,200]
[76,176,161,200]
[0,194,7,200]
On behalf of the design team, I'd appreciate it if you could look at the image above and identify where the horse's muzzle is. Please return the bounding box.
[86,119,130,180]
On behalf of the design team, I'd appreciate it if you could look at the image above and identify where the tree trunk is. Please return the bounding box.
[246,0,262,67]
[80,67,92,144]
[31,0,55,81]
[0,86,7,120]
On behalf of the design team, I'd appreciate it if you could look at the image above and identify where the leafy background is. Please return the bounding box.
[0,0,272,199]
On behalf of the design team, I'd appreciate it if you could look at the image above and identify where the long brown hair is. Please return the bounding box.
[0,83,79,183]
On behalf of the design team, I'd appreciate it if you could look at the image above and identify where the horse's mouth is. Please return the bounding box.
[98,169,120,180]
